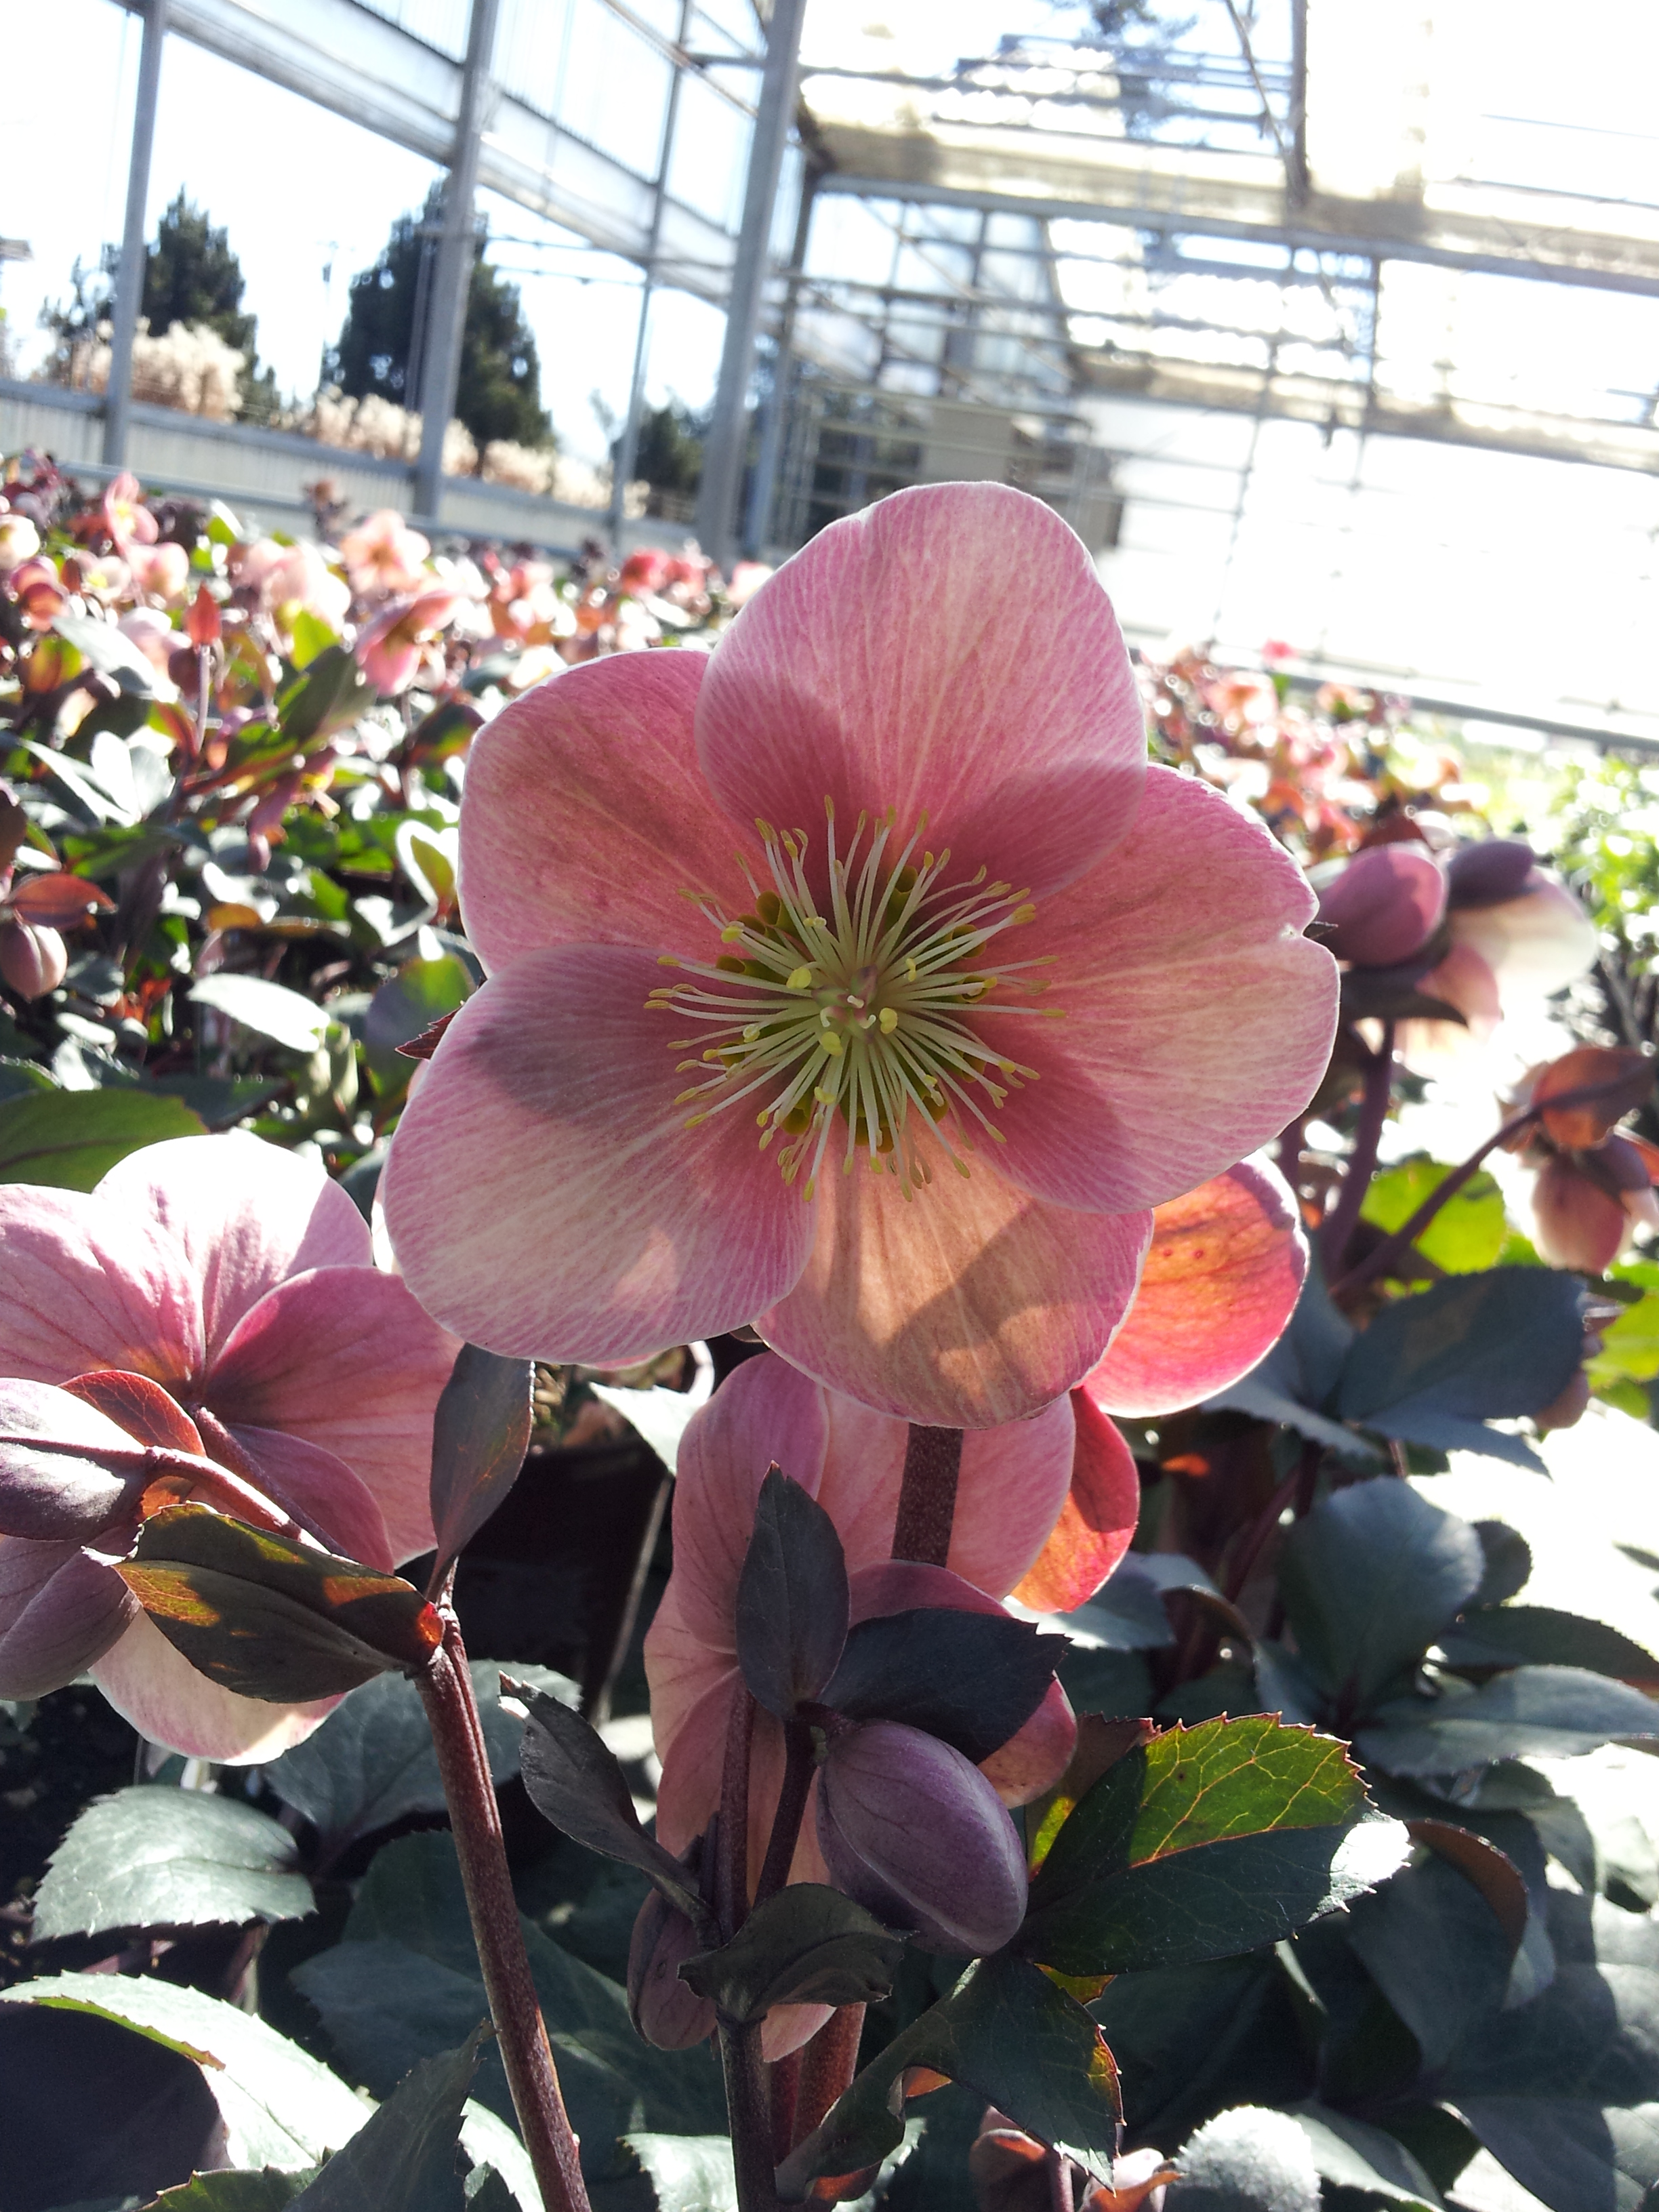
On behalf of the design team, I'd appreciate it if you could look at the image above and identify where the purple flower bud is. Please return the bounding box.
[0,918,66,1001]
[1313,844,1445,968]
[628,1885,716,2050]
[1446,837,1538,909]
[815,1720,1028,1957]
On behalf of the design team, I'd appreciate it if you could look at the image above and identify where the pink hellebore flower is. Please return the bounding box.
[1504,1045,1659,1275]
[236,537,352,637]
[355,588,464,695]
[338,508,432,598]
[383,484,1335,1427]
[103,471,159,553]
[0,1133,457,1757]
[127,541,191,605]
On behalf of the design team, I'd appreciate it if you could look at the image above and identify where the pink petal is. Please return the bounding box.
[0,1184,202,1385]
[0,1378,154,1542]
[0,1540,135,1697]
[1085,1159,1307,1417]
[381,945,815,1367]
[98,1134,371,1365]
[1009,1389,1141,1612]
[219,1425,394,1570]
[207,1267,455,1567]
[1532,1158,1629,1274]
[1314,842,1445,966]
[760,1126,1151,1427]
[457,651,756,974]
[1451,872,1596,996]
[975,766,1337,1214]
[91,1612,340,1761]
[697,483,1146,904]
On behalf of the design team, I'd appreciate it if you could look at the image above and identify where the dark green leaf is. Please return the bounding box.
[0,1058,54,1104]
[734,1468,849,1719]
[679,1885,904,2024]
[1440,1964,1659,2210]
[279,646,373,748]
[1021,1717,1402,1976]
[152,2172,316,2212]
[262,1663,578,1856]
[1090,1956,1309,2150]
[1288,2106,1444,2210]
[776,1952,1120,2198]
[515,1685,705,1923]
[429,1346,533,1578]
[0,1971,369,2165]
[1357,1666,1659,1776]
[1205,1267,1374,1461]
[1344,1849,1517,2068]
[823,1609,1060,1763]
[1336,1269,1586,1463]
[1060,1561,1174,1651]
[1277,1480,1484,1711]
[292,2028,487,2212]
[32,1786,313,1940]
[292,1832,726,2181]
[363,958,473,1098]
[52,613,157,695]
[119,1505,441,1702]
[0,1087,205,1189]
[1470,1520,1532,1607]
[1441,1605,1659,1684]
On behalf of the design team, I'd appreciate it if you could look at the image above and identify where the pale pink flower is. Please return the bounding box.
[726,560,772,609]
[0,516,41,573]
[338,508,431,597]
[118,606,178,677]
[643,1348,1092,2051]
[127,541,191,605]
[1405,840,1597,1067]
[354,588,464,695]
[102,471,159,552]
[383,485,1336,1427]
[236,537,352,636]
[0,1133,457,1758]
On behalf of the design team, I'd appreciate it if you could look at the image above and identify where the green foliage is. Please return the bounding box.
[327,186,553,451]
[631,402,705,496]
[32,1785,313,1940]
[0,1086,205,1186]
[1360,1157,1509,1274]
[141,190,279,420]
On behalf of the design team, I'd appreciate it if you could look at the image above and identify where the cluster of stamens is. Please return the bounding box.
[647,802,1062,1200]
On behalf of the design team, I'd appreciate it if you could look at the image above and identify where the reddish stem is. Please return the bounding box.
[1319,1023,1395,1277]
[792,2004,867,2150]
[892,1426,964,1566]
[416,1622,590,2212]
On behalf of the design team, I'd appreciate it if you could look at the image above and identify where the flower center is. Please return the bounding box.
[649,803,1059,1200]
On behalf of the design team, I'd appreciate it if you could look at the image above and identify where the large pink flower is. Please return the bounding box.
[0,1133,457,1757]
[383,485,1334,1426]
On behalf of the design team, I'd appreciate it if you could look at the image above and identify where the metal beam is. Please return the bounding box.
[104,0,167,468]
[695,0,808,569]
[131,0,741,302]
[813,137,1659,301]
[413,0,499,518]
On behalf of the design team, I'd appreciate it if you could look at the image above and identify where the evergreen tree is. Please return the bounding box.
[629,401,705,497]
[141,192,279,421]
[327,186,553,453]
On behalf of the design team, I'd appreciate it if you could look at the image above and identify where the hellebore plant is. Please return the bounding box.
[383,483,1336,1429]
[0,1132,457,1755]
[1502,1044,1659,1273]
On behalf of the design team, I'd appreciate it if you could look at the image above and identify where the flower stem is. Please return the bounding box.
[416,1622,590,2212]
[791,2003,866,2150]
[1319,1022,1396,1278]
[754,1717,815,1908]
[720,2020,780,2212]
[892,1425,964,1566]
[1327,1065,1642,1302]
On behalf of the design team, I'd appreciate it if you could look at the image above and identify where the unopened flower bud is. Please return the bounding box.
[1314,843,1446,968]
[0,918,66,1000]
[815,1720,1028,1957]
[1446,836,1538,909]
[627,1885,716,2050]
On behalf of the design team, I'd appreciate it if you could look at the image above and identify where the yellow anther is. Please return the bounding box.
[743,1024,762,1041]
[785,966,813,991]
[821,1033,844,1058]
[878,1006,899,1034]
[954,1158,972,1178]
[905,956,918,982]
[684,1113,708,1128]
[657,954,680,968]
[1010,904,1037,926]
[814,1085,836,1105]
[720,924,744,943]
[756,818,775,840]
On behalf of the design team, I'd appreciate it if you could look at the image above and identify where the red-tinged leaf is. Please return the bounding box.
[1534,1046,1654,1149]
[1406,1819,1529,1957]
[9,872,116,926]
[1011,1390,1139,1614]
[429,1343,533,1576]
[62,1370,207,1456]
[186,582,222,647]
[117,1504,440,1702]
[396,1010,457,1061]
